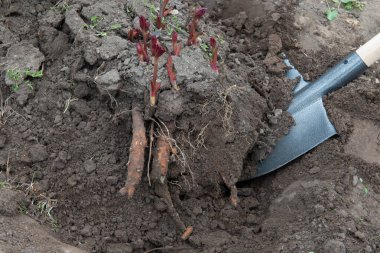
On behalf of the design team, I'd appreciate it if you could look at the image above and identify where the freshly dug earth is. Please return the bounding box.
[0,0,379,253]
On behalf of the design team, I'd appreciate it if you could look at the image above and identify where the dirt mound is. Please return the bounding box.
[0,0,380,252]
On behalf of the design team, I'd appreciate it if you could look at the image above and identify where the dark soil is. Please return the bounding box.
[0,0,380,253]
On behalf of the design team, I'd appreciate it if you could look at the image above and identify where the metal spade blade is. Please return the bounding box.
[250,52,369,179]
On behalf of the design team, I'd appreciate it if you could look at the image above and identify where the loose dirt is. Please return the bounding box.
[0,0,379,252]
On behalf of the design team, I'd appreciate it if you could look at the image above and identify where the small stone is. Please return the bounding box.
[52,159,65,170]
[309,166,321,174]
[237,188,253,197]
[84,47,98,65]
[95,69,121,93]
[348,166,357,175]
[154,199,167,212]
[246,214,257,225]
[58,151,69,162]
[272,13,281,22]
[0,189,25,216]
[192,206,202,215]
[353,175,358,186]
[0,135,7,148]
[80,225,92,237]
[314,204,325,214]
[354,231,366,241]
[84,159,96,173]
[106,176,118,186]
[64,7,87,36]
[132,239,144,250]
[97,36,128,60]
[346,220,357,233]
[70,100,91,117]
[73,83,90,98]
[29,144,49,163]
[54,114,63,124]
[365,245,373,252]
[106,243,133,253]
[335,185,344,194]
[274,109,283,117]
[114,229,128,241]
[323,239,346,253]
[67,175,77,186]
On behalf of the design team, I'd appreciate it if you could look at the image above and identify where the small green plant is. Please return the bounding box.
[6,68,42,92]
[359,178,369,195]
[149,2,158,21]
[51,2,70,13]
[95,31,108,37]
[36,197,59,231]
[110,23,122,30]
[37,200,54,217]
[51,220,61,232]
[25,68,43,78]
[0,180,8,189]
[84,15,103,29]
[6,69,22,82]
[200,43,209,53]
[18,203,28,214]
[337,0,365,10]
[325,0,364,21]
[166,15,181,36]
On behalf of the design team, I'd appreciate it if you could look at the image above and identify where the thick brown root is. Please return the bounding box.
[150,135,171,184]
[151,135,193,240]
[120,109,147,199]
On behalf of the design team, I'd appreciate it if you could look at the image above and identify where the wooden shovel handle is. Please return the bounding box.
[356,33,380,67]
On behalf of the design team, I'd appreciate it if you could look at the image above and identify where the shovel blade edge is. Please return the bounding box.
[254,98,336,178]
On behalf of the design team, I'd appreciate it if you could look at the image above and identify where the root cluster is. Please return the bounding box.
[119,108,192,240]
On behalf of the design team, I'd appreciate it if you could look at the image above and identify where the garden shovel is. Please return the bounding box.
[251,33,380,179]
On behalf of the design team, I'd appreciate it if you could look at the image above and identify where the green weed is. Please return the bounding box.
[36,197,59,231]
[51,2,70,13]
[325,0,365,21]
[6,69,22,82]
[110,23,122,30]
[51,219,61,232]
[0,181,8,189]
[84,15,103,29]
[25,68,43,78]
[166,15,182,36]
[96,31,108,37]
[6,68,42,92]
[18,203,28,214]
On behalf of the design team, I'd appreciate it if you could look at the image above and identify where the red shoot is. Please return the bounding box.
[210,36,219,73]
[150,81,161,106]
[171,32,181,56]
[163,7,174,17]
[160,0,174,17]
[194,7,207,19]
[166,55,179,91]
[150,36,166,106]
[136,42,144,62]
[139,16,150,33]
[136,42,149,63]
[128,28,140,41]
[151,36,165,58]
[156,16,165,30]
[139,16,150,62]
[156,0,174,29]
[187,7,207,46]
